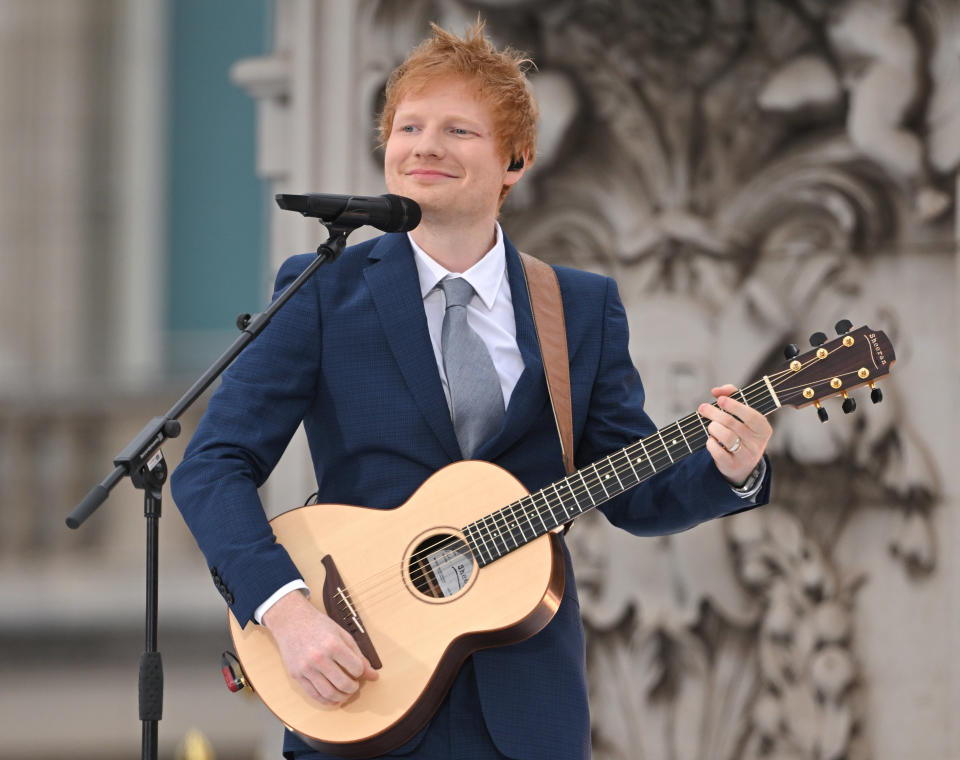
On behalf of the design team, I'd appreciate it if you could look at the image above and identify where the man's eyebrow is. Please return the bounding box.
[394,109,486,127]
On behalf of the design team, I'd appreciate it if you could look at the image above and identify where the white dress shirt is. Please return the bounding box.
[409,222,525,412]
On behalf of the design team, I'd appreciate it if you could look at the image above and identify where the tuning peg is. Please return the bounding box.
[815,401,828,423]
[784,343,800,359]
[870,383,883,404]
[810,331,828,347]
[835,319,853,335]
[841,392,856,414]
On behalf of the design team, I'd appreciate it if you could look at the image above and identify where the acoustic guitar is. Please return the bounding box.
[223,323,895,758]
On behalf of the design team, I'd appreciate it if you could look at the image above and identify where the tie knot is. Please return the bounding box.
[439,277,475,309]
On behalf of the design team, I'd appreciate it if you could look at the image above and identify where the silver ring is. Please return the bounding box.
[728,437,742,454]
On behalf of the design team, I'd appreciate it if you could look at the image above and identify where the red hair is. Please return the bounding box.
[379,19,538,200]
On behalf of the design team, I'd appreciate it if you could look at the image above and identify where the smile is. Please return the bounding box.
[406,169,457,178]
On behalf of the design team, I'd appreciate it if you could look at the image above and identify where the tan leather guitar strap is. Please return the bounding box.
[519,252,574,477]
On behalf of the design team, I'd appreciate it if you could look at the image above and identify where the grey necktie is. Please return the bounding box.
[439,277,505,458]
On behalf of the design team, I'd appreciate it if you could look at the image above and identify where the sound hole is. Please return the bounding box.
[409,533,474,599]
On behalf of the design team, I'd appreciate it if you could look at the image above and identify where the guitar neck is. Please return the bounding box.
[462,377,780,567]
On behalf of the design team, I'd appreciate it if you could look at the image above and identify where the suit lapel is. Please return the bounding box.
[363,234,461,461]
[474,239,549,461]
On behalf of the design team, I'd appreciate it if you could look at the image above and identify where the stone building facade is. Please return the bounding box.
[2,1,958,758]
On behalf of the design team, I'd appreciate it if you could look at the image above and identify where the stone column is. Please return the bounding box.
[0,0,114,391]
[231,0,369,516]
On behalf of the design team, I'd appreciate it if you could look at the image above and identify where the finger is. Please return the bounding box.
[297,674,339,705]
[362,659,380,680]
[711,424,742,454]
[699,402,749,442]
[710,384,739,400]
[311,654,361,697]
[715,395,767,435]
[717,396,774,447]
[334,629,379,680]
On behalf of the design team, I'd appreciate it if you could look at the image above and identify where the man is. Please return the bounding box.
[171,20,772,760]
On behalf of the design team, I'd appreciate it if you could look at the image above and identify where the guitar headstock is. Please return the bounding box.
[769,324,895,421]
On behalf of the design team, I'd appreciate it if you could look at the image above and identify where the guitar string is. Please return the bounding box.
[330,357,861,616]
[330,361,862,618]
[329,350,869,615]
[327,377,836,622]
[328,374,778,601]
[325,371,792,615]
[346,361,809,586]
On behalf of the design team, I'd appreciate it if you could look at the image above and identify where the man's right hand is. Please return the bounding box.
[261,589,379,705]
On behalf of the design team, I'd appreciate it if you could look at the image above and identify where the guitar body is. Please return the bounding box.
[228,459,565,758]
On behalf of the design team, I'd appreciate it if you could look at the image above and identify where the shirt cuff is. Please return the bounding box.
[253,579,310,625]
[731,458,767,501]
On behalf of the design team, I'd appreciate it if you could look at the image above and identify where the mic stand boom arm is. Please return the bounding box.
[65,223,352,760]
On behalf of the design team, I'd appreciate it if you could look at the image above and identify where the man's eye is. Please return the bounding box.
[399,125,418,133]
[451,128,470,136]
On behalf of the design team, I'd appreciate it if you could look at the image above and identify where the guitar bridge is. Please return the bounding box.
[320,555,382,669]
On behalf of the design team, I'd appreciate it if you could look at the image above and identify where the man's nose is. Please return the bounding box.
[413,126,445,159]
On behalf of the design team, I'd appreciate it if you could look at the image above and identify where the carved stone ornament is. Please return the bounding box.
[350,1,951,758]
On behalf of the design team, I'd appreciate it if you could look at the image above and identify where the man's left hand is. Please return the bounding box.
[698,384,773,486]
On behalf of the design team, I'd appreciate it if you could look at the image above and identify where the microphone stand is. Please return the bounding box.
[65,219,355,760]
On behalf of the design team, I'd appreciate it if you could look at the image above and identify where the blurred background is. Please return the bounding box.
[1,1,957,759]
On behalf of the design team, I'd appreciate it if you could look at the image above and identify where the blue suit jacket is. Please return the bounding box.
[171,232,769,759]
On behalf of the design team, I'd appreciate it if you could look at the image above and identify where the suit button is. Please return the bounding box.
[225,592,235,605]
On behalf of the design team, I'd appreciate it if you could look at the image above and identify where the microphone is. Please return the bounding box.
[275,193,421,233]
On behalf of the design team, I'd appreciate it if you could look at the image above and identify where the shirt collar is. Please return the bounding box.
[409,223,506,311]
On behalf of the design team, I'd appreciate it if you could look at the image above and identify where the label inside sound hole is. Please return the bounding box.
[426,544,473,597]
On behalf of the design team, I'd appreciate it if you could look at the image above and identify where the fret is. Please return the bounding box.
[481,514,506,558]
[591,463,610,499]
[580,467,607,506]
[494,506,517,550]
[517,495,539,538]
[676,418,692,454]
[597,456,629,495]
[661,421,696,463]
[685,412,709,449]
[505,503,528,546]
[470,517,493,560]
[576,470,598,509]
[608,455,627,491]
[637,438,657,473]
[593,458,620,496]
[464,522,492,566]
[737,387,748,405]
[624,446,642,481]
[559,480,578,520]
[696,411,709,438]
[530,491,551,533]
[487,509,514,551]
[657,430,674,464]
[548,485,570,527]
[500,507,524,550]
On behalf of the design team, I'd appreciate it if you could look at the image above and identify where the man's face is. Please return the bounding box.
[383,77,524,226]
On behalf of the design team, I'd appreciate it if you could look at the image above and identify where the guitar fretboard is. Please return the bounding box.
[462,379,779,567]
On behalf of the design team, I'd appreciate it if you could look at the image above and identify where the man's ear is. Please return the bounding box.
[503,153,528,188]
